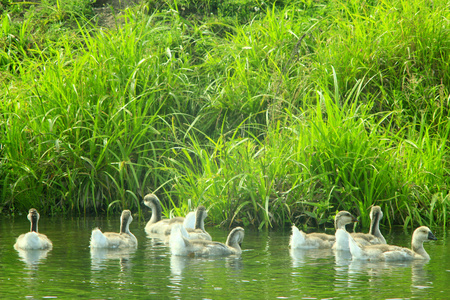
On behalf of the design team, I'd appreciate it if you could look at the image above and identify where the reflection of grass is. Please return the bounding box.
[1,0,449,230]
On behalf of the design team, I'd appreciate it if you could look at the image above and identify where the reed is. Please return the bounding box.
[0,0,449,230]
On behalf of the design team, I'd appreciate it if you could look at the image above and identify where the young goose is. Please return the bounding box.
[163,209,199,235]
[185,206,212,241]
[290,225,335,249]
[333,211,359,251]
[14,208,53,250]
[351,205,386,245]
[290,211,357,249]
[144,193,189,235]
[170,225,244,257]
[348,226,437,261]
[164,206,211,244]
[90,210,137,249]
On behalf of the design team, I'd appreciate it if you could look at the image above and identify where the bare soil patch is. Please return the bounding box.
[93,0,140,28]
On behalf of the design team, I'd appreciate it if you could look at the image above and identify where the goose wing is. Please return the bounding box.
[103,232,136,248]
[351,232,384,245]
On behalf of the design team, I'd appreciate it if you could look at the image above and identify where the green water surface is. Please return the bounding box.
[0,214,448,299]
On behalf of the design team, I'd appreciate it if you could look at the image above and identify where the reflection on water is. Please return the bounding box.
[16,248,51,268]
[290,248,334,266]
[146,232,168,245]
[334,249,353,266]
[89,246,137,294]
[0,216,448,299]
[167,249,245,299]
[13,247,53,296]
[90,247,136,271]
[170,254,188,276]
[169,253,244,277]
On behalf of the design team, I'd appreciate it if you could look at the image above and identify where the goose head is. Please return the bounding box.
[412,226,437,246]
[401,226,436,260]
[27,208,40,232]
[226,227,245,248]
[334,211,358,229]
[143,193,161,209]
[369,206,383,221]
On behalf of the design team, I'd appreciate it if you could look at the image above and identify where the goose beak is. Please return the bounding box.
[428,231,437,241]
[352,216,359,223]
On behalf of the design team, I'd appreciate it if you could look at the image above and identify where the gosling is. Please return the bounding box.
[170,224,244,257]
[14,208,52,250]
[90,210,137,249]
[348,226,437,261]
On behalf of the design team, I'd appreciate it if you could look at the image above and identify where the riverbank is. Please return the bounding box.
[1,0,449,229]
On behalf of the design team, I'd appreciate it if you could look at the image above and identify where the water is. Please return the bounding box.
[0,214,448,299]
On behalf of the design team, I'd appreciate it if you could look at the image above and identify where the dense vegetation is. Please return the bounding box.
[1,0,449,230]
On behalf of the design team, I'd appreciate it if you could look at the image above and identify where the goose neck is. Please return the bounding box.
[335,218,347,230]
[412,241,429,259]
[120,217,131,234]
[226,229,243,249]
[149,200,162,224]
[195,210,205,231]
[29,212,39,233]
[369,211,381,235]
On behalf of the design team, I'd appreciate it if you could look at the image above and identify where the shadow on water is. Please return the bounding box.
[0,216,448,299]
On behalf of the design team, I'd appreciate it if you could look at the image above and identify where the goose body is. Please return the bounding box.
[14,208,52,250]
[163,206,212,243]
[351,206,386,246]
[90,210,137,249]
[290,211,357,250]
[183,211,196,230]
[349,226,437,261]
[170,225,244,257]
[185,206,211,241]
[290,226,335,249]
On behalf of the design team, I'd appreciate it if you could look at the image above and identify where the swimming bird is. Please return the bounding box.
[351,205,386,245]
[14,208,53,250]
[90,210,137,249]
[348,226,437,261]
[144,193,193,235]
[290,211,357,250]
[185,206,212,241]
[333,211,359,251]
[170,224,244,257]
[163,206,211,244]
[290,226,335,249]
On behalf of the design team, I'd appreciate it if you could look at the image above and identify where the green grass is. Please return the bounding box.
[0,0,449,230]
